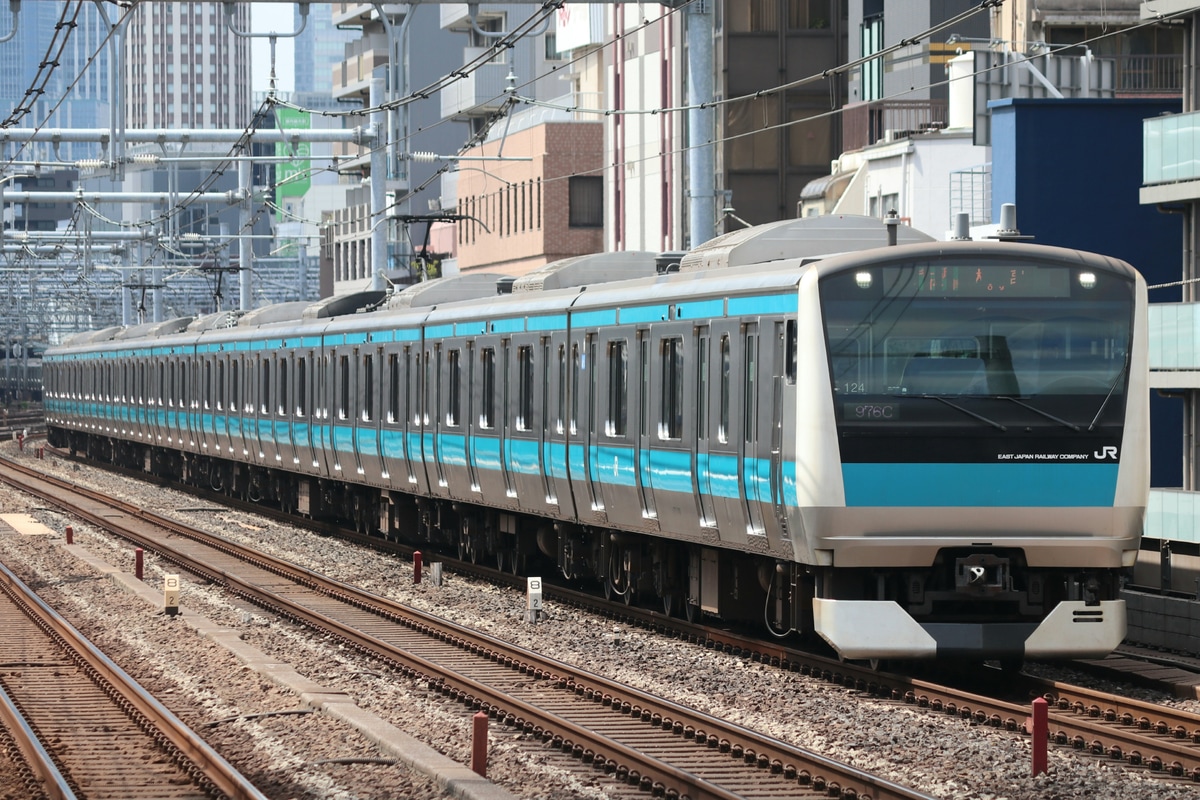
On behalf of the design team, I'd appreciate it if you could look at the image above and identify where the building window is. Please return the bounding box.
[568,176,603,227]
[860,14,884,102]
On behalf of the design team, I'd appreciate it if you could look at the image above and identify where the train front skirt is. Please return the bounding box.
[812,598,1126,661]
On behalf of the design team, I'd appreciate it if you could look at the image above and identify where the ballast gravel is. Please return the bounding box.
[0,440,1198,800]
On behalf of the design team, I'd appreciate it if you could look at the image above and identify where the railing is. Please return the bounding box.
[1115,54,1183,96]
[842,99,948,152]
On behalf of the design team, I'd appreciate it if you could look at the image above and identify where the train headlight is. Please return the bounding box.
[1078,271,1097,289]
[855,271,873,289]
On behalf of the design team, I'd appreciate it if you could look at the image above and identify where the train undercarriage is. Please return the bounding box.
[54,429,1126,660]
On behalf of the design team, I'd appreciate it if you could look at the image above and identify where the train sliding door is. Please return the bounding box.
[703,322,750,546]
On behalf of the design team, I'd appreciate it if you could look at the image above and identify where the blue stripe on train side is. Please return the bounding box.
[841,462,1120,507]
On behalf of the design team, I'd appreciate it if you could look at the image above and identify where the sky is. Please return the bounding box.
[249,3,298,94]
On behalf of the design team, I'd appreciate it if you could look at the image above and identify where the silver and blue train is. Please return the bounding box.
[43,216,1149,662]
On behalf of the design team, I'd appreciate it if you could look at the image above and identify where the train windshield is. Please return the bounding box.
[819,259,1134,414]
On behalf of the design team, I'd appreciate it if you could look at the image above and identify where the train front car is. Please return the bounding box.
[798,242,1148,663]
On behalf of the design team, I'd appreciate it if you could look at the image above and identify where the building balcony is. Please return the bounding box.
[440,56,510,118]
[1148,302,1200,388]
[332,3,409,28]
[1141,110,1200,204]
[333,51,389,100]
[842,99,949,153]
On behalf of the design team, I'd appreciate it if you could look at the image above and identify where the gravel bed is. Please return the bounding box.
[2,441,1199,800]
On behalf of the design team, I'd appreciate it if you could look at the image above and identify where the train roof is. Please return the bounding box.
[510,251,658,293]
[679,215,936,272]
[386,273,510,309]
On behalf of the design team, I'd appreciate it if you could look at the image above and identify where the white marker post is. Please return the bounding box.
[164,574,180,617]
[526,577,542,624]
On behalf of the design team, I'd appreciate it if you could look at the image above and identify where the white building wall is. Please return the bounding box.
[858,132,987,239]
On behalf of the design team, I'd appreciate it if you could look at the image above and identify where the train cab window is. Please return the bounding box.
[607,340,628,437]
[447,349,461,426]
[278,359,289,416]
[516,345,533,431]
[296,357,307,416]
[718,335,731,443]
[480,347,496,429]
[338,355,350,420]
[362,354,374,422]
[387,353,400,423]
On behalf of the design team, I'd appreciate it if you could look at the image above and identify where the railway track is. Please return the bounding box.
[0,452,937,800]
[0,554,266,800]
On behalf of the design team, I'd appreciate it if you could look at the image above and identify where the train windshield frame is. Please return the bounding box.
[818,258,1135,431]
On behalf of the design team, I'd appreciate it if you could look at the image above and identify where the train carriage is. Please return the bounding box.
[43,215,1148,663]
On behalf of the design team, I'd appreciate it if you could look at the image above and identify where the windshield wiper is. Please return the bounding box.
[1088,354,1130,432]
[905,394,1007,431]
[999,396,1080,431]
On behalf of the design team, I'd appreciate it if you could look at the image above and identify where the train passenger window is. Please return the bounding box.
[296,357,307,416]
[387,353,400,423]
[660,337,684,440]
[278,359,288,417]
[718,336,731,443]
[556,344,566,434]
[607,340,628,437]
[260,360,270,415]
[447,349,461,426]
[480,347,496,429]
[338,356,350,420]
[362,354,374,422]
[744,333,757,441]
[517,345,533,431]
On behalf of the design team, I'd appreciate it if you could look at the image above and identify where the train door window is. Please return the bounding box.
[181,361,189,408]
[467,342,475,428]
[502,343,511,429]
[122,363,129,403]
[427,347,436,429]
[405,348,415,424]
[556,344,566,434]
[230,360,239,412]
[744,331,758,441]
[607,339,627,437]
[517,344,533,431]
[570,343,581,435]
[362,353,374,422]
[480,347,496,429]
[718,335,731,443]
[639,335,650,438]
[338,355,350,420]
[204,361,212,410]
[387,353,400,423]
[216,360,225,411]
[660,336,683,440]
[447,348,461,426]
[278,359,289,415]
[168,362,176,407]
[697,334,709,438]
[296,357,307,416]
[785,319,797,384]
[588,336,598,435]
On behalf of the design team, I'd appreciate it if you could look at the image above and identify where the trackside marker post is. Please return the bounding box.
[64,526,73,544]
[164,574,180,617]
[1031,697,1048,776]
[135,547,143,580]
[527,577,542,624]
[471,711,488,776]
[413,551,422,584]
